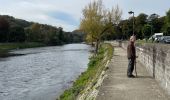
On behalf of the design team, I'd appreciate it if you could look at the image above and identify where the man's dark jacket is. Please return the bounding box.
[127,42,136,59]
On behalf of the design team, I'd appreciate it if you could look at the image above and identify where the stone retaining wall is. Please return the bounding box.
[119,41,170,95]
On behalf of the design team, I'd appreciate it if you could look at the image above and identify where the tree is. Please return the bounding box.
[80,0,122,53]
[58,27,64,44]
[48,32,60,45]
[163,9,170,35]
[0,17,10,42]
[135,13,148,39]
[104,5,122,40]
[147,13,163,33]
[109,5,123,25]
[30,23,41,42]
[9,26,25,42]
[148,13,159,22]
[80,0,106,53]
[119,20,132,39]
[142,24,152,39]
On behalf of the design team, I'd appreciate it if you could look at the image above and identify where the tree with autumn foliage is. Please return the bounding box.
[80,0,122,53]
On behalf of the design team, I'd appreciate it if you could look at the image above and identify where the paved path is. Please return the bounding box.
[96,45,170,100]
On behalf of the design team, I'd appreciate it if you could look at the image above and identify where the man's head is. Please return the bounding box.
[130,35,136,43]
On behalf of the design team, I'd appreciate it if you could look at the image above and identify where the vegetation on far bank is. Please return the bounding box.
[0,42,45,57]
[0,15,84,45]
[59,43,113,100]
[0,42,45,50]
[0,15,85,57]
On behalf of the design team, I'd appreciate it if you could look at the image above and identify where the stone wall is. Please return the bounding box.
[119,41,170,95]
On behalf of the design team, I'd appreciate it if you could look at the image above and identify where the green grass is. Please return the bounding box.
[0,42,45,57]
[59,43,113,100]
[0,42,45,50]
[135,39,156,47]
[136,39,155,44]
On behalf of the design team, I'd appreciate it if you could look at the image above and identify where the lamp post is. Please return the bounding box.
[128,11,135,35]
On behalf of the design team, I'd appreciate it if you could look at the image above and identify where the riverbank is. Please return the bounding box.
[0,42,45,57]
[59,43,113,100]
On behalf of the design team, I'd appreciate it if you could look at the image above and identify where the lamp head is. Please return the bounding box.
[128,11,134,14]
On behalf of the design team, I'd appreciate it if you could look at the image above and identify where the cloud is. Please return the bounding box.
[0,0,170,31]
[0,0,84,31]
[48,11,79,26]
[0,0,111,31]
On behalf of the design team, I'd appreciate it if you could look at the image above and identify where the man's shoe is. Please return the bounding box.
[130,75,135,78]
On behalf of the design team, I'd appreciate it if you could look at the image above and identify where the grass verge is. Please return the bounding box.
[59,43,113,100]
[136,39,155,45]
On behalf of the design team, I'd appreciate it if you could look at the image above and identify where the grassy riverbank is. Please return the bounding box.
[0,42,45,57]
[59,43,113,100]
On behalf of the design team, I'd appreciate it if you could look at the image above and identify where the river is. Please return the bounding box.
[0,44,92,100]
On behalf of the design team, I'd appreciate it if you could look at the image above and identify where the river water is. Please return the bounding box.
[0,44,91,100]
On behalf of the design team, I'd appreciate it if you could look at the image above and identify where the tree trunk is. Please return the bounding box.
[95,39,100,54]
[91,42,95,47]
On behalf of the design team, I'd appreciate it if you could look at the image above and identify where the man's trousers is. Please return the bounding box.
[127,58,135,76]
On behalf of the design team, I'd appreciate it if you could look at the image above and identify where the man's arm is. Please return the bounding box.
[127,45,131,59]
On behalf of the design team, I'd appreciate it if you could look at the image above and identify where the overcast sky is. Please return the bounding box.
[0,0,170,32]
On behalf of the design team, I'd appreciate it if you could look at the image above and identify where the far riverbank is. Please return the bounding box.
[0,42,46,57]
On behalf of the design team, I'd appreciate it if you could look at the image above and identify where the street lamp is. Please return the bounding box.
[128,11,135,35]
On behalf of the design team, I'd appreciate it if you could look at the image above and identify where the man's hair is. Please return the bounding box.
[130,35,136,42]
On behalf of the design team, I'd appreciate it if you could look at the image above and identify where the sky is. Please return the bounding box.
[0,0,170,32]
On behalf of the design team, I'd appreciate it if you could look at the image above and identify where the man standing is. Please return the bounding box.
[127,35,136,78]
